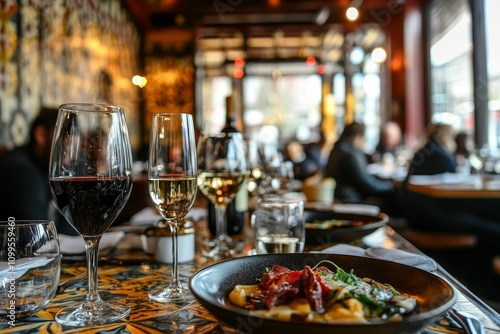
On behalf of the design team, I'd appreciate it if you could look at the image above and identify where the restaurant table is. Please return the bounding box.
[2,220,500,333]
[407,173,500,198]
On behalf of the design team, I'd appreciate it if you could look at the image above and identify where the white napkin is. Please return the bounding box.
[130,207,207,226]
[332,203,380,216]
[0,257,55,280]
[58,231,125,254]
[320,244,438,271]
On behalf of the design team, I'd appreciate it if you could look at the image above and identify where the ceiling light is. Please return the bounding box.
[314,7,330,25]
[349,46,364,65]
[346,7,359,21]
[371,47,387,63]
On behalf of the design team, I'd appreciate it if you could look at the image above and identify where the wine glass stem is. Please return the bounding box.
[84,236,102,303]
[215,205,229,248]
[170,224,180,286]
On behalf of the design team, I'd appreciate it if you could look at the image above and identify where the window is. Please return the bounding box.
[485,0,500,147]
[429,0,473,133]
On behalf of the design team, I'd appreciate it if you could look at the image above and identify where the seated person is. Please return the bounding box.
[400,123,500,251]
[0,107,76,235]
[323,122,395,209]
[371,121,402,163]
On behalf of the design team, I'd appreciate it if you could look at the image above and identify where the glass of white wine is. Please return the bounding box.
[197,132,247,260]
[148,113,198,303]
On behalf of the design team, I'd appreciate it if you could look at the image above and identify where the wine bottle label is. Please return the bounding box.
[235,178,248,212]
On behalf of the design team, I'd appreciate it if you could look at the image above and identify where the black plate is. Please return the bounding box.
[189,253,456,334]
[304,209,389,244]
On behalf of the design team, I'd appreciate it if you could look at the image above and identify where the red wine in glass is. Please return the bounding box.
[50,176,132,236]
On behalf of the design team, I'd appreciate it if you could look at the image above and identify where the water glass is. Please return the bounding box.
[251,196,305,254]
[0,220,60,322]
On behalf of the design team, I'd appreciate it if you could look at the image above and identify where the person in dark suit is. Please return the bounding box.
[0,107,76,235]
[323,122,395,207]
[406,122,457,176]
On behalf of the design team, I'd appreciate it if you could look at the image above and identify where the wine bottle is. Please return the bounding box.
[207,95,248,236]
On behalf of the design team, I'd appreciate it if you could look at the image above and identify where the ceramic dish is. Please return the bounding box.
[189,253,456,334]
[304,209,389,244]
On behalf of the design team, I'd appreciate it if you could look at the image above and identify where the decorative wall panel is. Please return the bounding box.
[0,0,140,151]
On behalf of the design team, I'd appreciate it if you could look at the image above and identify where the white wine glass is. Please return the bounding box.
[148,113,197,303]
[49,103,133,326]
[197,132,247,260]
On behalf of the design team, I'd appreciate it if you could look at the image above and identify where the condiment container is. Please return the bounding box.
[141,219,195,263]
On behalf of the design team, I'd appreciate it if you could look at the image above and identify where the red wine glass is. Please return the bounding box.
[49,103,133,326]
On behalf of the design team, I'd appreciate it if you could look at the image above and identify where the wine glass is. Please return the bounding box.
[49,103,133,326]
[246,138,267,198]
[197,132,247,260]
[148,113,197,303]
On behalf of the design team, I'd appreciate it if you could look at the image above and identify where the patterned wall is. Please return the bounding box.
[143,55,194,141]
[0,0,140,151]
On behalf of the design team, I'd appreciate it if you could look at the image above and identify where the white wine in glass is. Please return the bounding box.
[197,133,247,260]
[49,103,133,326]
[148,113,197,303]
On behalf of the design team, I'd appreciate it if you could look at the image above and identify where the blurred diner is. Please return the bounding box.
[323,122,396,213]
[400,122,500,251]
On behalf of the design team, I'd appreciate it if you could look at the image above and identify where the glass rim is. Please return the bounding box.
[59,103,124,113]
[152,112,192,118]
[0,219,55,226]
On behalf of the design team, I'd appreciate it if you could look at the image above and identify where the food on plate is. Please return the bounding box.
[305,219,364,229]
[229,261,417,323]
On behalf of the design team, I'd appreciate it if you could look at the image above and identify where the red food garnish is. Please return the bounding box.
[254,265,331,312]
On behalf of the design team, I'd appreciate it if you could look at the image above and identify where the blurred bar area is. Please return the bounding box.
[2,0,500,313]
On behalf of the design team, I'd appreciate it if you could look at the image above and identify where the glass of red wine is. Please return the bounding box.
[147,113,198,303]
[49,103,133,326]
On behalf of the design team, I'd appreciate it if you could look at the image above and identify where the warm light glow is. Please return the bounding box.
[234,68,244,79]
[346,7,359,21]
[268,0,280,7]
[371,47,387,63]
[234,57,245,67]
[316,64,326,75]
[132,75,147,88]
[306,56,316,66]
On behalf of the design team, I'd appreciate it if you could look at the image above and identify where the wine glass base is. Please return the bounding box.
[55,300,130,327]
[149,283,193,303]
[201,245,235,261]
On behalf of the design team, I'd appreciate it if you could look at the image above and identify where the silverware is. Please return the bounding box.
[447,308,486,334]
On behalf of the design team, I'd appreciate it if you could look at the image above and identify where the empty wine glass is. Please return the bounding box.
[197,133,247,260]
[0,220,60,321]
[246,138,267,198]
[49,103,133,326]
[148,113,197,303]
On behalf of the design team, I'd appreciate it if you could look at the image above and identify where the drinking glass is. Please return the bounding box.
[0,220,60,321]
[148,113,197,302]
[197,133,247,260]
[251,196,305,254]
[49,103,133,326]
[246,139,267,198]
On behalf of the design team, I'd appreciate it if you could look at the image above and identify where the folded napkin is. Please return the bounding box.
[58,231,125,254]
[0,257,55,280]
[320,244,438,272]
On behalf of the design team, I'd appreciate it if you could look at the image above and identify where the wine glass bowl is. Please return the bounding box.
[147,113,198,303]
[0,220,61,321]
[197,133,248,260]
[49,103,133,326]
